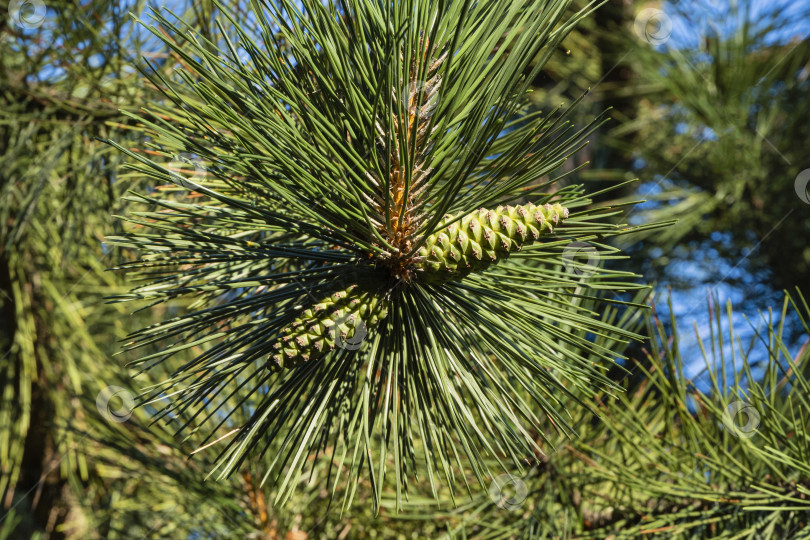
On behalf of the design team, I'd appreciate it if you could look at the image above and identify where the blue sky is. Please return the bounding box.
[665,0,810,49]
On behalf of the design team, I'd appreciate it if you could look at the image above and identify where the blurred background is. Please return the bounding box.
[1,0,808,537]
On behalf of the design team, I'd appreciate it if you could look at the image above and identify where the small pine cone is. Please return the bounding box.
[416,202,568,284]
[270,285,388,369]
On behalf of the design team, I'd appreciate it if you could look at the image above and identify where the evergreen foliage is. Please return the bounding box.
[396,290,810,538]
[107,0,660,509]
[1,0,807,538]
[605,1,810,294]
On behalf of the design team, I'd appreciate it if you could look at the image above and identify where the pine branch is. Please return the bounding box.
[108,0,663,509]
[421,288,810,538]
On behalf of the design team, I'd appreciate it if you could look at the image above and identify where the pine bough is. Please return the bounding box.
[107,0,663,508]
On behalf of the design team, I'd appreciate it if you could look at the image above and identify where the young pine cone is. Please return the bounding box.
[271,284,388,369]
[415,202,568,284]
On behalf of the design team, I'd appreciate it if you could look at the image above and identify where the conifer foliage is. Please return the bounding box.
[108,0,660,506]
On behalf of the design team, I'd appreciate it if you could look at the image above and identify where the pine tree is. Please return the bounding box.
[0,1,310,537]
[107,0,663,510]
[0,0,160,533]
[602,0,810,295]
[7,1,806,538]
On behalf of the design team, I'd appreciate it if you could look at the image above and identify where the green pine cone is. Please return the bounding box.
[271,285,388,369]
[416,202,569,284]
